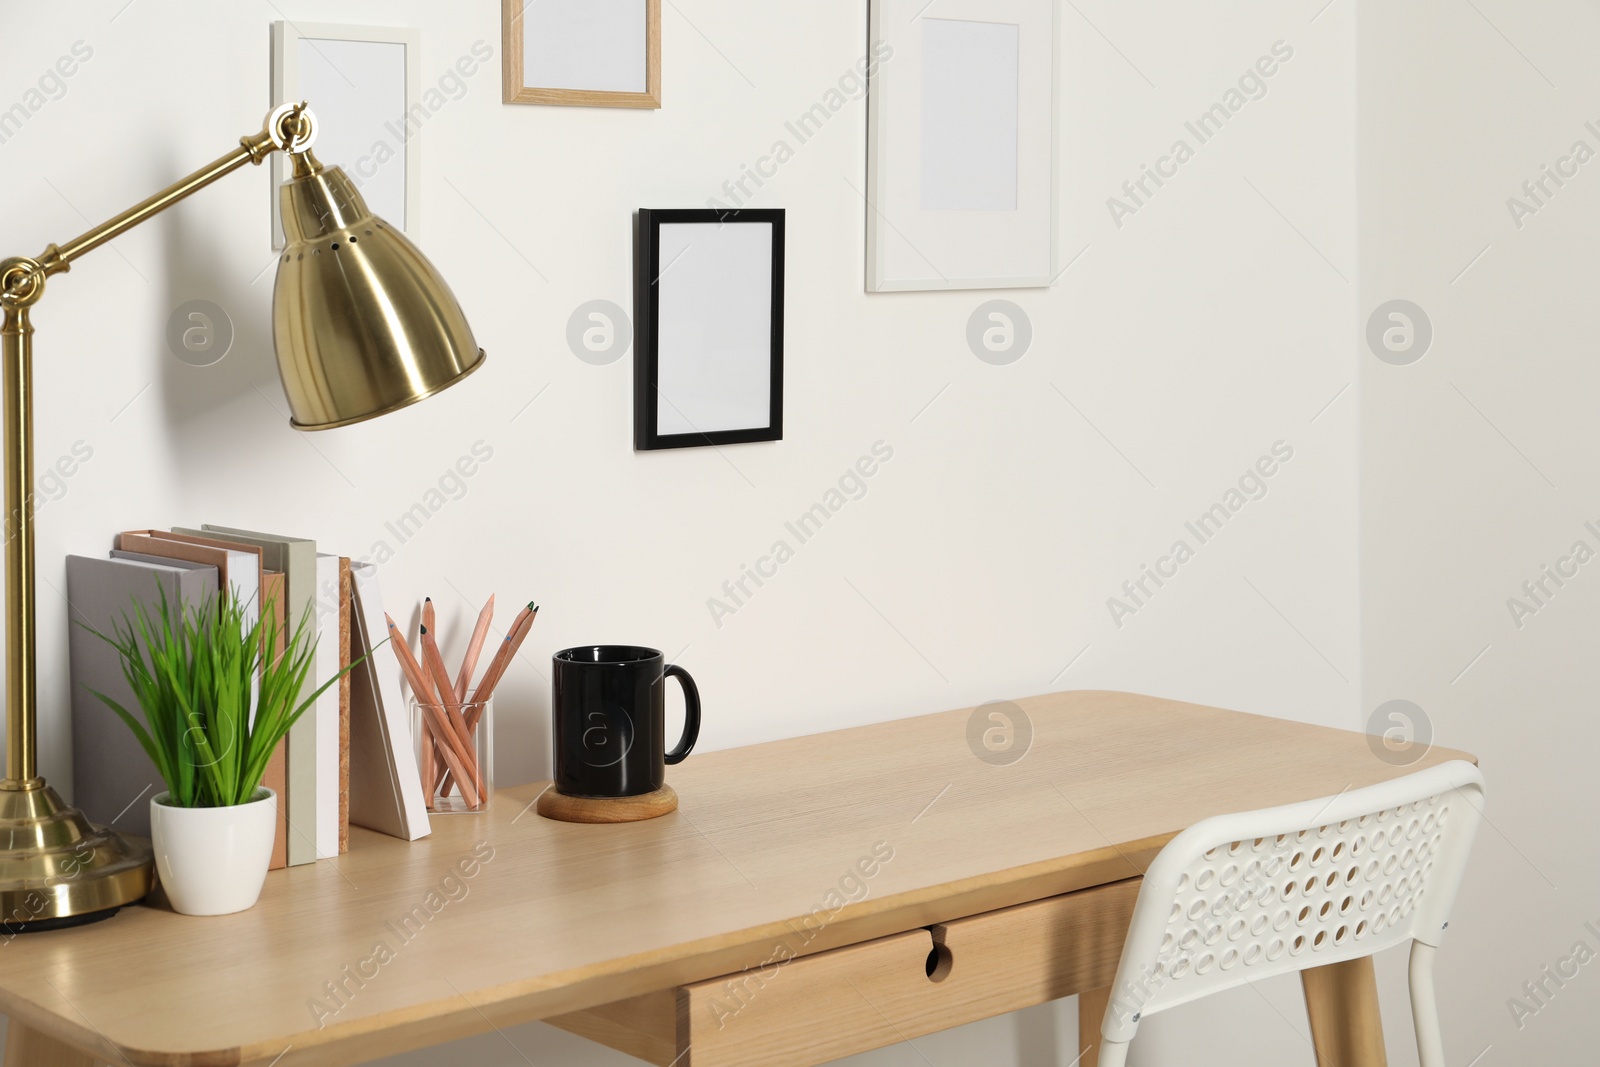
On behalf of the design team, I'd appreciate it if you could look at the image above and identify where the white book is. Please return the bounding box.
[347,562,430,841]
[313,553,342,858]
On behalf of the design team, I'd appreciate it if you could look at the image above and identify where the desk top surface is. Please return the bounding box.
[0,690,1470,1066]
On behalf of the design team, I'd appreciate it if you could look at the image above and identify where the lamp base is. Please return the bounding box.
[0,780,154,929]
[3,908,121,934]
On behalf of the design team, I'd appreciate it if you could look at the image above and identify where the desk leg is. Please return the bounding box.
[5,1021,101,1067]
[1301,957,1389,1067]
[1077,986,1112,1067]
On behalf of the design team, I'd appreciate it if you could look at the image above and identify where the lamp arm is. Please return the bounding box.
[0,103,310,786]
[36,128,278,278]
[3,102,311,298]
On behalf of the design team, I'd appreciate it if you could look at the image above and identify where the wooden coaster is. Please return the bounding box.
[536,785,678,824]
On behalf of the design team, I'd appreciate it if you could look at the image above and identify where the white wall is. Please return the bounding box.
[0,2,1360,1064]
[1359,0,1600,1063]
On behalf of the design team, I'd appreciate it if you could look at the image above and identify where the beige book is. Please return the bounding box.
[261,572,288,871]
[176,526,319,866]
[339,557,352,854]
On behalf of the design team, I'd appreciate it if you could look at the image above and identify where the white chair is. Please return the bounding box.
[1097,760,1484,1067]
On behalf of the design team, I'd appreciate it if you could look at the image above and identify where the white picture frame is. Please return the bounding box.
[271,22,422,249]
[866,0,1059,291]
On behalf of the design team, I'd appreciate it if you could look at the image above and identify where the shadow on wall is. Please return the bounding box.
[154,178,280,443]
[1014,999,1065,1065]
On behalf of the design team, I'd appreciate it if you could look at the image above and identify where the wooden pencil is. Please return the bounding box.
[479,603,536,707]
[421,624,484,801]
[385,614,434,701]
[421,594,438,785]
[469,602,538,708]
[438,604,537,798]
[420,625,475,751]
[419,688,479,807]
[421,708,478,809]
[454,595,495,703]
[386,613,446,797]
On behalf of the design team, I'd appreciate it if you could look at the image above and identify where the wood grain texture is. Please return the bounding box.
[928,880,1135,1029]
[536,785,678,823]
[501,0,662,108]
[0,691,1468,1066]
[1302,956,1390,1067]
[4,1022,102,1066]
[543,990,677,1065]
[661,880,1138,1067]
[678,927,935,1067]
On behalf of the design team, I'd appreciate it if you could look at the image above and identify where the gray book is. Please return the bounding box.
[177,525,319,866]
[67,555,218,836]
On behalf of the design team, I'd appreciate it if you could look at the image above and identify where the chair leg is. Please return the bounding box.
[1096,1039,1129,1067]
[1409,942,1445,1067]
[1077,986,1112,1067]
[1302,956,1389,1067]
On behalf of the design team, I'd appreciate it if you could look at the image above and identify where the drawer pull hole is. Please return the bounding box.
[925,943,953,982]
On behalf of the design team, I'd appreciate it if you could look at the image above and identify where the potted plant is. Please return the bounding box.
[87,590,353,916]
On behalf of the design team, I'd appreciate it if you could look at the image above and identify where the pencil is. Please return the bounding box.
[421,625,475,750]
[420,724,438,800]
[385,614,436,704]
[387,614,446,794]
[443,595,497,798]
[469,602,537,708]
[478,603,536,707]
[422,689,479,806]
[385,613,444,797]
[421,624,484,800]
[454,595,495,703]
[421,707,479,809]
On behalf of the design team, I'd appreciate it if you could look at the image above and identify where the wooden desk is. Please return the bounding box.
[0,691,1469,1067]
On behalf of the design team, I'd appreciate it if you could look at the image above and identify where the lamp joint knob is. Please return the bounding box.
[0,257,46,310]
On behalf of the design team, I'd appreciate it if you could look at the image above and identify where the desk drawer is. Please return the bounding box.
[547,878,1138,1067]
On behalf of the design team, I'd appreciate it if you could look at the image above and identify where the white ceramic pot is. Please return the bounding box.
[149,788,278,916]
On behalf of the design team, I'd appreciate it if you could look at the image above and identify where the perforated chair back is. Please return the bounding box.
[1098,760,1483,1067]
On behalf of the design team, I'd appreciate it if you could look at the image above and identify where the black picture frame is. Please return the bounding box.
[634,208,785,450]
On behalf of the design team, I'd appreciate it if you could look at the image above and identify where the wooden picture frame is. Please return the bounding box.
[866,0,1060,291]
[635,209,785,451]
[270,22,422,249]
[502,0,661,109]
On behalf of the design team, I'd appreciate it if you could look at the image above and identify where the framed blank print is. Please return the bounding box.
[503,0,661,108]
[270,23,421,249]
[635,209,785,450]
[867,0,1059,291]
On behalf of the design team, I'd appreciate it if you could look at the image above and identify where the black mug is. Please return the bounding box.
[551,645,701,798]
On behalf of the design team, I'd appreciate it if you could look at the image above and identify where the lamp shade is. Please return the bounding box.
[273,154,484,430]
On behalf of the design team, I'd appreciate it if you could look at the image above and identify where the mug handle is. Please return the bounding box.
[663,664,701,765]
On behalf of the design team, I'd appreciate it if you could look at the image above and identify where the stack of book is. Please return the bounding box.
[67,526,432,867]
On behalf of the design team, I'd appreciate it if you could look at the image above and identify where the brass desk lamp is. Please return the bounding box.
[0,103,484,927]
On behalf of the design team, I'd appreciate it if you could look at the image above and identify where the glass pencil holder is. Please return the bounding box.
[412,698,493,814]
